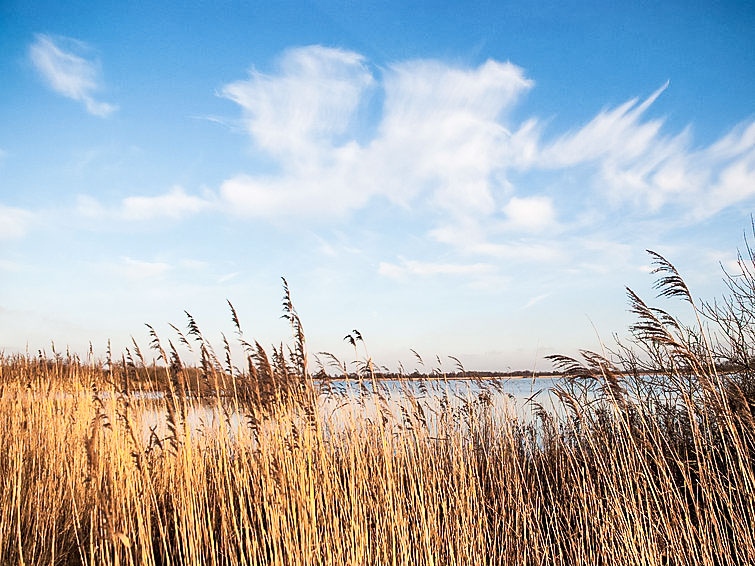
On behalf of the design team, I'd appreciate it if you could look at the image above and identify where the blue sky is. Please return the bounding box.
[1,1,754,371]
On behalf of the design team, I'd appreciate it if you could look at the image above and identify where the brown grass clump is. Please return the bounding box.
[1,253,754,565]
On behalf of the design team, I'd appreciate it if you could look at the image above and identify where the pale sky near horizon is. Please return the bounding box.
[1,1,754,371]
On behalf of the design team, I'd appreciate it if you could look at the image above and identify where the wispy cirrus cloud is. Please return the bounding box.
[67,46,753,284]
[29,34,117,117]
[76,186,212,221]
[222,45,374,157]
[537,82,671,169]
[121,186,212,220]
[219,47,533,218]
[428,220,562,262]
[530,85,755,218]
[219,46,376,217]
[215,46,755,271]
[522,293,551,310]
[378,257,496,279]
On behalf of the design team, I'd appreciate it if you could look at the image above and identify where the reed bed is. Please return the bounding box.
[1,256,754,566]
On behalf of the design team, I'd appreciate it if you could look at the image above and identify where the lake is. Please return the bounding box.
[133,376,566,442]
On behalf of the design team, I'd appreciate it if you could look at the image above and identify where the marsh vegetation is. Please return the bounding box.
[2,251,754,565]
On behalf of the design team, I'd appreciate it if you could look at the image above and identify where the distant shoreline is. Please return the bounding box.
[321,373,564,381]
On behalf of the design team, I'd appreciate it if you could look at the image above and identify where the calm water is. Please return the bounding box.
[134,376,565,441]
[320,375,561,414]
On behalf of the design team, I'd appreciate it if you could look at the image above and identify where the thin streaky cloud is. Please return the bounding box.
[522,293,551,310]
[28,34,117,117]
[190,114,247,134]
[121,186,211,221]
[75,187,212,222]
[217,272,239,284]
[378,258,496,279]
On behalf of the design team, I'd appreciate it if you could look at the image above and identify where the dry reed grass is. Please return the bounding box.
[1,254,754,565]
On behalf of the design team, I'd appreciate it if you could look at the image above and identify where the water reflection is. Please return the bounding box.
[134,377,565,441]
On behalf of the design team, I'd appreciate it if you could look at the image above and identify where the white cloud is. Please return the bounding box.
[538,82,669,168]
[373,58,533,214]
[221,46,373,157]
[378,257,495,279]
[429,222,562,262]
[216,46,755,272]
[219,47,533,218]
[528,83,755,217]
[378,256,512,292]
[523,293,551,309]
[701,147,755,217]
[76,187,212,222]
[122,186,211,220]
[217,272,239,284]
[42,45,737,287]
[29,34,116,117]
[220,167,369,218]
[502,196,556,232]
[0,205,33,240]
[218,46,377,218]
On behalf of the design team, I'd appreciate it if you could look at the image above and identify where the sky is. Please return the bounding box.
[1,1,754,372]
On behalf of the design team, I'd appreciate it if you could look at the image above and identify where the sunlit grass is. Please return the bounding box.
[1,252,754,565]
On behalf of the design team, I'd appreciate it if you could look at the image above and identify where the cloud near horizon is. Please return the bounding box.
[29,34,117,117]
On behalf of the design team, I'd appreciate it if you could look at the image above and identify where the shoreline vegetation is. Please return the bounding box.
[2,246,754,565]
